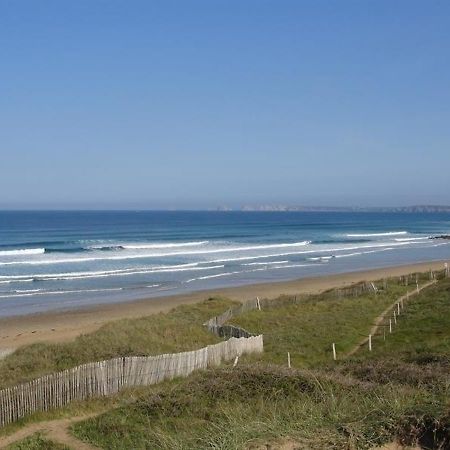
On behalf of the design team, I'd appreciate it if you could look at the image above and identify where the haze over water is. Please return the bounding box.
[0,211,449,317]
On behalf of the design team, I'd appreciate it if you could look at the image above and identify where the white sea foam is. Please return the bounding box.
[120,241,209,249]
[0,241,311,266]
[14,289,43,293]
[270,263,320,269]
[208,240,425,264]
[185,262,321,283]
[0,263,197,280]
[335,247,394,258]
[346,231,408,238]
[0,248,45,256]
[186,272,236,283]
[395,237,430,242]
[0,287,125,299]
[0,278,34,284]
[241,260,289,266]
[335,252,363,258]
[0,264,223,283]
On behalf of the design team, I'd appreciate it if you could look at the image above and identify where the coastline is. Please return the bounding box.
[0,259,447,353]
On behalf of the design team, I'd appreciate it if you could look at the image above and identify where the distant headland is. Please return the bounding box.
[216,205,450,213]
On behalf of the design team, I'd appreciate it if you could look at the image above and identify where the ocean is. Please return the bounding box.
[0,211,449,317]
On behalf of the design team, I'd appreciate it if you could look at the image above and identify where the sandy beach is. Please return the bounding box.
[0,260,447,353]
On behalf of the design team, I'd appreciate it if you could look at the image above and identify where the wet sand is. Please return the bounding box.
[0,260,447,353]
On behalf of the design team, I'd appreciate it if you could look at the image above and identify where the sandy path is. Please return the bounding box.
[0,261,447,353]
[346,279,437,357]
[0,414,100,449]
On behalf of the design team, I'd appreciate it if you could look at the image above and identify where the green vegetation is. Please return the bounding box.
[336,278,450,390]
[0,297,235,389]
[367,280,450,358]
[230,284,408,367]
[73,364,438,450]
[2,272,449,449]
[8,433,69,450]
[70,276,449,449]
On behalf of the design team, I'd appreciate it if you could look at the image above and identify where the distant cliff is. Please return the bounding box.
[238,205,450,213]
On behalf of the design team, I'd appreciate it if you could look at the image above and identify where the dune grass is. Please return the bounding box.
[72,363,448,450]
[230,283,409,367]
[336,278,450,392]
[366,278,450,358]
[0,296,235,389]
[71,276,450,449]
[7,433,69,450]
[2,272,449,449]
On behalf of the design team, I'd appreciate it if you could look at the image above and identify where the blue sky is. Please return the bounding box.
[1,1,449,209]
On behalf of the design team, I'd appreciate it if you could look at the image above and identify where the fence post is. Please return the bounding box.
[397,303,400,315]
[332,343,337,361]
[287,352,291,368]
[256,297,261,311]
[416,281,419,293]
[389,319,392,333]
[233,356,239,367]
[368,334,372,351]
[393,310,397,325]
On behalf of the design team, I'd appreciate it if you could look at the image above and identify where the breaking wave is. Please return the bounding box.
[0,248,45,256]
[0,241,311,266]
[0,264,224,283]
[346,231,408,238]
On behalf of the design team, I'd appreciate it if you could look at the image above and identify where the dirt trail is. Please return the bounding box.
[346,280,437,358]
[0,413,100,449]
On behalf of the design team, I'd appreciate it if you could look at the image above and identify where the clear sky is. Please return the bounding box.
[1,1,449,209]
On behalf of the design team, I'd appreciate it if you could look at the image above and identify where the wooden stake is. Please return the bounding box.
[397,303,400,315]
[389,319,392,333]
[233,356,239,367]
[393,310,397,325]
[287,352,291,368]
[368,334,372,351]
[256,297,261,311]
[332,343,336,361]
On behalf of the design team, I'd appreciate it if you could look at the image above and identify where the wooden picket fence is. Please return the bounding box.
[0,335,263,427]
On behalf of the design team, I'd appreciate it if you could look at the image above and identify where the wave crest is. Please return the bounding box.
[0,248,45,256]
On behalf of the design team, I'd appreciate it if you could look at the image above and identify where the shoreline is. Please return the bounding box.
[0,259,447,353]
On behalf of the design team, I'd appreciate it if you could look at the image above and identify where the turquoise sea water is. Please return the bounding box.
[0,211,449,317]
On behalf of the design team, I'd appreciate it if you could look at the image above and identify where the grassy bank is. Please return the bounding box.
[0,297,235,389]
[230,283,408,367]
[69,276,450,449]
[72,364,442,450]
[3,272,449,449]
